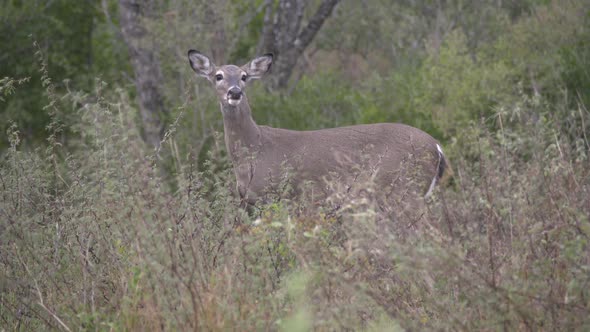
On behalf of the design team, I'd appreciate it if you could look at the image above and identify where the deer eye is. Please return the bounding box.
[241,74,247,82]
[215,74,223,81]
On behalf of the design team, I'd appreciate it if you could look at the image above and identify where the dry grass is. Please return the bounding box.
[1,75,589,332]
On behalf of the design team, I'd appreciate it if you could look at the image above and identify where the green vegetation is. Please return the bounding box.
[1,0,589,330]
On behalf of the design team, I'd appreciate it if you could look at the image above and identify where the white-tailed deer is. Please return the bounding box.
[188,50,451,206]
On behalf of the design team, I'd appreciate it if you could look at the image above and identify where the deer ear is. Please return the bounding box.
[243,53,273,79]
[188,50,214,79]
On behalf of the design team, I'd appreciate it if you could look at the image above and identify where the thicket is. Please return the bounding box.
[1,1,590,330]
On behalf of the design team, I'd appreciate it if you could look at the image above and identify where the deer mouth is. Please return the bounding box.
[227,93,242,106]
[227,96,242,106]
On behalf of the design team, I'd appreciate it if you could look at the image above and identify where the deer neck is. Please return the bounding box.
[221,95,261,163]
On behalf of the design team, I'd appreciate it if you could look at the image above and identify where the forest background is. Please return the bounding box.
[1,0,590,330]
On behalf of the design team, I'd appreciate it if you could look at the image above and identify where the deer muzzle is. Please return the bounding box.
[227,87,242,105]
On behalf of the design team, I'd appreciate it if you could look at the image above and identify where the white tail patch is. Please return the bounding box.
[425,144,444,198]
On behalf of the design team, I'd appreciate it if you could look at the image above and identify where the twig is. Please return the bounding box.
[576,91,589,151]
[36,301,72,332]
[15,246,72,332]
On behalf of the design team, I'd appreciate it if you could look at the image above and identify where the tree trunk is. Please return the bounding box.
[257,0,341,90]
[118,0,166,149]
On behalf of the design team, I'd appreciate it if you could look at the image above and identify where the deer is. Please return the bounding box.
[187,50,452,210]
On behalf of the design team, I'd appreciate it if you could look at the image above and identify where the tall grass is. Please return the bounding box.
[1,66,590,331]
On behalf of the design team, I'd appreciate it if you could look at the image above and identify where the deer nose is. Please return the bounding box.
[228,87,242,100]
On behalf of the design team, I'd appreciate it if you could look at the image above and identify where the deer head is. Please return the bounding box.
[188,50,273,107]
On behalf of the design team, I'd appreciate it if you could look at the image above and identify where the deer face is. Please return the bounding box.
[188,50,273,107]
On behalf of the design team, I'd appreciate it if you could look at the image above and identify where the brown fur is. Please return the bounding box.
[188,50,450,205]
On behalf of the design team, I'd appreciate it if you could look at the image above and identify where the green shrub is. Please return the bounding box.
[2,1,590,330]
[2,71,590,330]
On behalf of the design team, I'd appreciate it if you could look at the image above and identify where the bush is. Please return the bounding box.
[1,71,589,330]
[1,2,590,330]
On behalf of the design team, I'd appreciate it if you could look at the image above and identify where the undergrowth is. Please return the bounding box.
[1,41,590,331]
[1,84,589,332]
